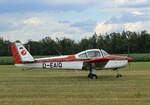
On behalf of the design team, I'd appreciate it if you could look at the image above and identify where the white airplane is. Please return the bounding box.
[11,41,132,79]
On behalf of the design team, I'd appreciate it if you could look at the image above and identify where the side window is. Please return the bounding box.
[87,51,101,58]
[78,53,87,58]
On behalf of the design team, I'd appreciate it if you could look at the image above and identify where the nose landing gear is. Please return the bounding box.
[114,68,122,78]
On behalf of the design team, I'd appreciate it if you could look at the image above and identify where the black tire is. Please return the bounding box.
[88,73,92,78]
[92,74,98,79]
[116,74,122,78]
[88,74,98,79]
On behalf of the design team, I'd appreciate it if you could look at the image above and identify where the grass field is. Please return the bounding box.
[0,62,150,105]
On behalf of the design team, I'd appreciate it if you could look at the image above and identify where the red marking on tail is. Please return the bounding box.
[21,50,27,56]
[11,43,23,64]
[19,47,23,50]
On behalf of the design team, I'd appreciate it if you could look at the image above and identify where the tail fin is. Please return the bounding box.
[11,41,34,64]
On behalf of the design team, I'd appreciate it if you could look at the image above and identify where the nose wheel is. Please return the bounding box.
[114,68,123,78]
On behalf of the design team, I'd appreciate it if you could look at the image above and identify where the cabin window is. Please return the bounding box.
[78,53,87,58]
[101,50,110,57]
[87,51,101,58]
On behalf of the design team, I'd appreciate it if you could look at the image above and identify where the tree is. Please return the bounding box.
[0,37,11,56]
[1,30,150,56]
[57,38,76,55]
[41,37,58,55]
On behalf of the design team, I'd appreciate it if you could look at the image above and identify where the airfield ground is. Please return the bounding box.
[0,62,150,105]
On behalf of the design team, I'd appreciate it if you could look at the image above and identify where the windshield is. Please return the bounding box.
[87,51,101,58]
[101,50,110,57]
[78,53,87,58]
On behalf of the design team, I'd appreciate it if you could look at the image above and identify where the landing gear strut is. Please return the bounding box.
[114,68,122,78]
[88,64,98,79]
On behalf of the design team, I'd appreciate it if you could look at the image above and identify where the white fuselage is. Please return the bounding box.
[15,59,128,70]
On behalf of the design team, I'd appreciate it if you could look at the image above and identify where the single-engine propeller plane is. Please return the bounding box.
[11,41,132,79]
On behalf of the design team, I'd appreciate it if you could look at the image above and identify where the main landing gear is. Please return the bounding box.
[87,64,122,79]
[114,68,122,78]
[88,64,98,79]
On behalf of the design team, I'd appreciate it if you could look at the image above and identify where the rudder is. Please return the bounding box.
[11,41,34,64]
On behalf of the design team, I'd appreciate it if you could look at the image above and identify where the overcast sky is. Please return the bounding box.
[0,0,150,42]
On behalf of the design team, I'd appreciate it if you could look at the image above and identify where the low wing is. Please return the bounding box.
[82,57,110,70]
[83,56,132,70]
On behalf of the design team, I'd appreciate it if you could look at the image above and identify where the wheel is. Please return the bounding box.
[120,74,122,77]
[88,74,98,79]
[88,73,92,78]
[116,74,122,78]
[92,74,98,79]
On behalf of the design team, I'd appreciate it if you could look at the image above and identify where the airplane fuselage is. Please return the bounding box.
[11,41,133,79]
[15,55,129,70]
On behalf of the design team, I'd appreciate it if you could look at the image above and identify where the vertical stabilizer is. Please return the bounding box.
[11,41,34,64]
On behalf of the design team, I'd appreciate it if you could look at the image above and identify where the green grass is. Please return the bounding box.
[0,56,13,65]
[0,62,150,105]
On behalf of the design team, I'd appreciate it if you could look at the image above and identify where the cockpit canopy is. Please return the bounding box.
[76,49,110,58]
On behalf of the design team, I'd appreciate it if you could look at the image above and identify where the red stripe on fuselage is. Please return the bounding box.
[107,56,127,58]
[11,43,23,64]
[106,56,132,61]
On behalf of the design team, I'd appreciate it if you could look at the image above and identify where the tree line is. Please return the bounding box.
[0,30,150,56]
